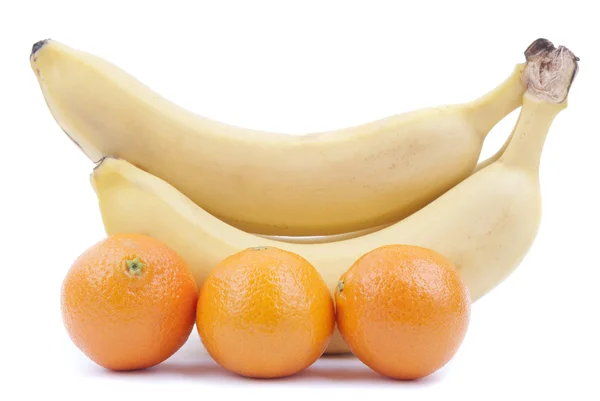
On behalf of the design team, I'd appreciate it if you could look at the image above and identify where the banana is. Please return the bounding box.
[90,40,578,354]
[259,122,519,244]
[33,38,527,236]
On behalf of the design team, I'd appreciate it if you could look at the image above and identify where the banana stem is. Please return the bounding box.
[464,63,527,138]
[499,39,578,172]
[499,98,563,172]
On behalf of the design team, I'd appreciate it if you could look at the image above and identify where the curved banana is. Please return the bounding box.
[255,140,513,244]
[33,39,527,236]
[255,131,514,245]
[90,40,578,354]
[257,137,515,245]
[254,123,520,244]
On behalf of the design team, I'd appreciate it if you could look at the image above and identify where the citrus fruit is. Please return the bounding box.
[196,246,335,378]
[61,233,198,371]
[335,244,471,380]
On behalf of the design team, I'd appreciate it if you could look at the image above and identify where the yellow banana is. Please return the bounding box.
[90,39,578,354]
[260,120,521,244]
[33,39,527,236]
[266,121,520,245]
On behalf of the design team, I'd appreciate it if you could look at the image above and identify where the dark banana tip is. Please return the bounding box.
[31,39,50,57]
[524,38,555,60]
[524,38,580,63]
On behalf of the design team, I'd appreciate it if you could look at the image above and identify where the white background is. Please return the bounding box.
[1,0,599,399]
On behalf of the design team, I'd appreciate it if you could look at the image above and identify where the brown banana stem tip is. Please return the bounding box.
[522,38,579,103]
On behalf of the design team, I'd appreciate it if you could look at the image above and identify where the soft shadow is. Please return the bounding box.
[319,352,357,360]
[275,356,450,386]
[148,361,231,378]
[97,358,232,379]
[290,365,390,383]
[285,366,447,385]
[94,354,450,385]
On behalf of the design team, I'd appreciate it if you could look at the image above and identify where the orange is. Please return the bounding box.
[196,246,335,378]
[335,244,471,380]
[61,233,198,371]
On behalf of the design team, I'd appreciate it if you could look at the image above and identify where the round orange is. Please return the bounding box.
[335,244,471,380]
[196,246,335,378]
[61,233,198,371]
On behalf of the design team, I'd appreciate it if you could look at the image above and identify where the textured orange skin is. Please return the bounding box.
[61,233,198,371]
[335,244,471,380]
[196,246,335,378]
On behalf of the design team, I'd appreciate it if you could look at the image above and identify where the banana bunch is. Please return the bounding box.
[31,39,526,237]
[32,38,578,354]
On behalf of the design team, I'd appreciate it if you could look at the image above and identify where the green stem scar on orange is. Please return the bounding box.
[126,257,144,275]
